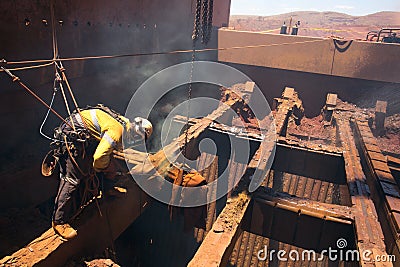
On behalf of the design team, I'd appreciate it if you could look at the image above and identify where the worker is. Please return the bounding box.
[280,21,287,34]
[291,21,299,35]
[50,105,153,240]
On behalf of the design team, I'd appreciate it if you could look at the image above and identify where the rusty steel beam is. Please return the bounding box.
[126,85,250,176]
[188,181,252,267]
[188,87,303,267]
[0,179,149,267]
[354,120,400,262]
[272,86,304,137]
[249,87,303,176]
[173,115,342,153]
[277,135,342,154]
[173,115,346,184]
[172,115,265,142]
[247,190,355,252]
[187,122,275,266]
[186,135,274,267]
[335,113,392,266]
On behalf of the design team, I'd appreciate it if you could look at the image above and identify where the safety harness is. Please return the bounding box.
[57,104,125,140]
[43,104,126,179]
[82,104,127,128]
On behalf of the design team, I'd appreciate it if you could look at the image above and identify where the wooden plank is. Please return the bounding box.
[249,87,303,171]
[244,81,255,93]
[117,86,248,176]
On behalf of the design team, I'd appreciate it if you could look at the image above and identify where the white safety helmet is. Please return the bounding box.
[124,117,153,148]
[132,117,153,141]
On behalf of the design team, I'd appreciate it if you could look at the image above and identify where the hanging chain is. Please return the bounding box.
[192,0,202,41]
[183,0,214,164]
[201,0,209,43]
[183,0,204,168]
[205,0,214,44]
[183,48,195,162]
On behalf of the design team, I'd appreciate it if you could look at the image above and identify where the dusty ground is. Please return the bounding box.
[287,98,400,155]
[287,114,335,145]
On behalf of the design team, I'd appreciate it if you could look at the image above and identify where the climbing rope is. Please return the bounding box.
[69,172,102,222]
[58,72,76,130]
[50,0,58,61]
[1,67,73,128]
[39,76,59,141]
[56,62,90,131]
[0,62,54,71]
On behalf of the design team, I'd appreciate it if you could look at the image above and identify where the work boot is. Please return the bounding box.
[106,186,127,197]
[52,222,77,241]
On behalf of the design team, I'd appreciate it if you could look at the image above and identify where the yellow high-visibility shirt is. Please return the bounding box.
[74,109,128,172]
